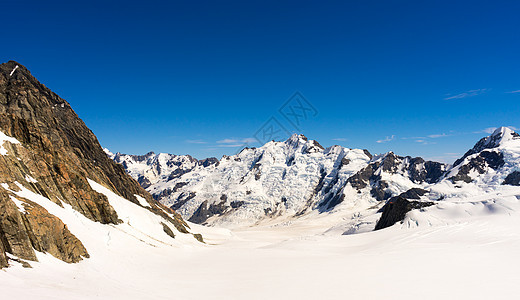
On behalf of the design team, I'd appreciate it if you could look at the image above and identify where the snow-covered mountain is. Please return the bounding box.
[112,132,476,228]
[110,127,520,231]
[105,150,218,189]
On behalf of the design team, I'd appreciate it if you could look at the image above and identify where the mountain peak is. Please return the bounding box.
[454,126,520,167]
[286,133,308,143]
[484,126,519,148]
[1,60,28,78]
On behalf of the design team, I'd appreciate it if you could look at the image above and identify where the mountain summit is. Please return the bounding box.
[0,61,198,268]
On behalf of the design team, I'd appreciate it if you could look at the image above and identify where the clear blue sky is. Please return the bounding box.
[3,0,520,162]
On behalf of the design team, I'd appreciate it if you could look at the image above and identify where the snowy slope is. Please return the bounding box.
[0,176,203,256]
[2,128,520,299]
[1,193,520,300]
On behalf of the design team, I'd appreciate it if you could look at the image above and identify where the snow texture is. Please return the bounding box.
[0,130,20,155]
[9,65,19,76]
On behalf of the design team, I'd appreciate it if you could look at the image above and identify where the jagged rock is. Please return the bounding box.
[347,153,446,200]
[408,158,446,184]
[188,200,229,224]
[192,233,204,243]
[0,61,146,223]
[21,197,89,263]
[450,151,505,183]
[170,192,196,211]
[503,171,520,186]
[0,189,89,264]
[0,61,191,268]
[161,222,175,239]
[0,239,8,268]
[375,189,433,230]
[0,190,38,261]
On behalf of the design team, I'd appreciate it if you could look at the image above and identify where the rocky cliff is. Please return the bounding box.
[0,61,192,268]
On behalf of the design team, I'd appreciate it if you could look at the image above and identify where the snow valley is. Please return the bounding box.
[1,61,520,299]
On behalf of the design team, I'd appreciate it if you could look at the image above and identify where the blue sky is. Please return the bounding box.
[3,0,520,162]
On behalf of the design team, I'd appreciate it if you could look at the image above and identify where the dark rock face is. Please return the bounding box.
[198,157,219,167]
[450,151,505,183]
[170,191,196,211]
[346,152,446,202]
[375,188,433,230]
[503,171,520,186]
[408,158,446,184]
[0,61,147,222]
[0,237,7,268]
[0,189,89,266]
[305,140,325,153]
[188,200,229,224]
[161,222,175,239]
[347,164,377,190]
[0,61,190,267]
[318,192,345,211]
[370,180,391,201]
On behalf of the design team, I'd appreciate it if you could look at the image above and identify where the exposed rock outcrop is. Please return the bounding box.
[450,151,505,183]
[374,188,433,230]
[503,171,520,186]
[0,61,190,268]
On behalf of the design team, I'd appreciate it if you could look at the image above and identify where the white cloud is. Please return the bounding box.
[217,144,244,148]
[444,89,488,100]
[427,133,451,138]
[376,135,395,144]
[186,139,207,144]
[217,139,239,144]
[217,138,258,145]
[332,138,348,142]
[241,138,258,144]
[476,126,519,134]
[506,90,520,94]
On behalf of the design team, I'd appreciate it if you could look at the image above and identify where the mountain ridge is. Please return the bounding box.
[110,127,520,230]
[0,61,198,269]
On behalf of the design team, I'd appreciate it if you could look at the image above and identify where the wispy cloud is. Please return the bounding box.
[332,138,348,142]
[217,144,245,148]
[376,135,395,144]
[415,139,436,145]
[186,139,207,144]
[217,138,258,144]
[427,133,451,138]
[444,88,488,100]
[506,90,520,94]
[242,138,258,144]
[475,126,519,134]
[217,139,239,144]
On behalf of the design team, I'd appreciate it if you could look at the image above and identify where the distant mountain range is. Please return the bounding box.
[109,126,520,230]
